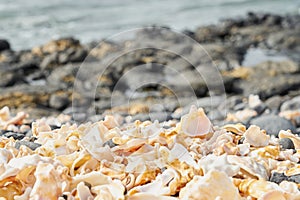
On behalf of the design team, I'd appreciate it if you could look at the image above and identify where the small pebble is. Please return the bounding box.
[287,174,300,184]
[15,140,41,150]
[269,172,288,184]
[279,138,295,150]
[3,132,25,140]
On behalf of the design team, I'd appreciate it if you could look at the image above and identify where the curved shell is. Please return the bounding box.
[179,106,212,138]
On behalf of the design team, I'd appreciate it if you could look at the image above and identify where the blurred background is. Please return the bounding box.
[0,0,299,49]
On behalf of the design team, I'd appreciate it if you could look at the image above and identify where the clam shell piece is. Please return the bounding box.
[222,123,246,135]
[244,125,270,147]
[199,154,240,177]
[168,143,199,169]
[227,155,269,180]
[238,179,281,199]
[77,181,93,200]
[179,170,242,200]
[29,163,62,199]
[126,193,178,200]
[92,179,125,200]
[180,106,212,137]
[128,168,180,196]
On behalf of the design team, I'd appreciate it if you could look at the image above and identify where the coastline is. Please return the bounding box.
[0,12,299,127]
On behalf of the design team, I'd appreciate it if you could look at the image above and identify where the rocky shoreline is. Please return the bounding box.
[0,12,299,131]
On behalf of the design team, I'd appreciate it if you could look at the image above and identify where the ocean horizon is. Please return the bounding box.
[0,0,299,50]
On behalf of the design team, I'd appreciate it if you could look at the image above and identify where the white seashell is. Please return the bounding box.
[126,193,178,200]
[168,143,199,169]
[199,154,240,177]
[227,155,269,180]
[180,106,212,137]
[244,125,270,147]
[179,170,242,200]
[237,143,250,156]
[77,181,94,200]
[30,163,62,199]
[128,168,180,196]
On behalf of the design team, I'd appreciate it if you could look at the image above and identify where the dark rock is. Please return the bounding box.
[231,60,300,99]
[49,93,70,110]
[280,95,300,111]
[2,132,25,140]
[250,115,296,137]
[269,172,288,184]
[234,103,246,111]
[295,116,300,127]
[0,71,16,87]
[288,174,300,184]
[253,103,267,114]
[279,138,295,150]
[40,52,59,69]
[15,140,41,150]
[265,96,284,111]
[0,39,10,52]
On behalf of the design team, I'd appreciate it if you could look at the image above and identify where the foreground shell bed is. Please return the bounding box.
[0,106,300,200]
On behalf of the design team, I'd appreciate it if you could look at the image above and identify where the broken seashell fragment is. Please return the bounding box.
[244,125,270,147]
[179,106,212,138]
[179,170,242,200]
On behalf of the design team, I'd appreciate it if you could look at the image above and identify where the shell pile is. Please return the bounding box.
[1,105,300,200]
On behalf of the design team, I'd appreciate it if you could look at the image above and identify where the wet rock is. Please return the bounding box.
[40,52,59,69]
[280,95,300,111]
[278,138,295,150]
[265,95,284,111]
[231,60,300,99]
[0,39,10,52]
[253,103,267,114]
[15,140,41,150]
[0,71,16,87]
[58,48,87,64]
[250,115,296,137]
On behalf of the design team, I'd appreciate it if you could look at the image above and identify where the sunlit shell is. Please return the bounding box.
[237,179,281,199]
[91,179,125,200]
[244,125,270,147]
[237,143,250,156]
[222,123,246,135]
[199,154,240,177]
[179,170,242,200]
[76,181,93,200]
[29,163,62,199]
[227,155,269,180]
[168,143,199,169]
[179,106,212,138]
[126,193,179,200]
[128,168,180,196]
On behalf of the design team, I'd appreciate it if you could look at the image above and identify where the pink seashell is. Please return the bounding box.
[180,105,212,137]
